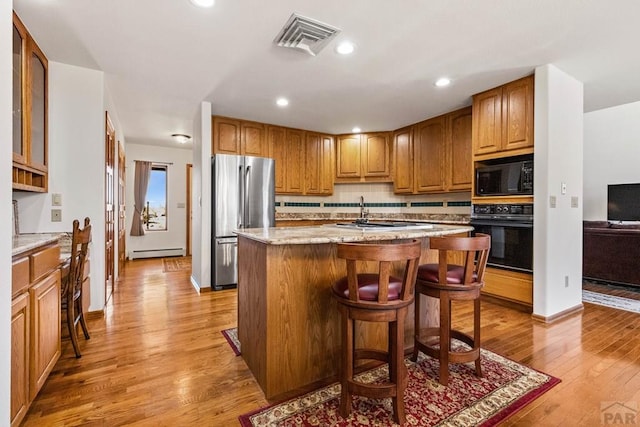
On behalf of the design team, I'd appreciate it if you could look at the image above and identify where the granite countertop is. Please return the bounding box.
[235,223,473,245]
[12,233,67,257]
[275,213,470,225]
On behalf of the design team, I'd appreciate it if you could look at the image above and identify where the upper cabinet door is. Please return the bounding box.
[267,126,287,193]
[285,129,305,193]
[392,127,413,193]
[212,117,241,154]
[241,121,266,157]
[336,135,361,178]
[320,135,334,194]
[472,87,502,156]
[28,39,48,171]
[414,116,446,193]
[304,132,322,194]
[362,133,390,177]
[13,20,26,164]
[502,75,534,151]
[12,12,49,192]
[447,107,472,191]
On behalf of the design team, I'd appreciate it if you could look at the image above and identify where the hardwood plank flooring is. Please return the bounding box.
[22,258,640,426]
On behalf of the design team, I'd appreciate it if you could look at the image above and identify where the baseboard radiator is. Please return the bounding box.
[130,248,185,259]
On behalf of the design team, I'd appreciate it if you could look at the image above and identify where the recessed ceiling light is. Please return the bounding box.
[189,0,215,7]
[276,97,289,107]
[434,77,451,87]
[336,41,356,55]
[352,127,361,133]
[171,133,191,144]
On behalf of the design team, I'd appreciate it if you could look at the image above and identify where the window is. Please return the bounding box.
[143,164,167,231]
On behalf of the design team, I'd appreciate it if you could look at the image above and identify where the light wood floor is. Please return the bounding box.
[22,258,640,426]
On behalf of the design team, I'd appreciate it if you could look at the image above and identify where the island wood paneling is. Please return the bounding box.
[237,236,464,399]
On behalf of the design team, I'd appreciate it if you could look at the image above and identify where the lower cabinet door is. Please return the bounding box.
[29,269,61,400]
[11,293,30,427]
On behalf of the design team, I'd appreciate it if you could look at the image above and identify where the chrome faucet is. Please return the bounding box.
[357,195,369,223]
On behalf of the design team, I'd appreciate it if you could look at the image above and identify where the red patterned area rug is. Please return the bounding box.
[239,347,560,426]
[221,327,241,356]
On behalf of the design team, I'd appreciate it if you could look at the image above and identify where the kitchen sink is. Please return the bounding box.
[333,221,433,230]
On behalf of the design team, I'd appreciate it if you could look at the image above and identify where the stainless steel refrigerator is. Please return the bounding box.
[211,154,275,290]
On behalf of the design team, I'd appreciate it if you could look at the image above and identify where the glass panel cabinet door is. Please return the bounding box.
[12,23,24,161]
[30,49,47,168]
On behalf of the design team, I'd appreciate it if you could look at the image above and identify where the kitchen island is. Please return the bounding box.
[235,223,473,399]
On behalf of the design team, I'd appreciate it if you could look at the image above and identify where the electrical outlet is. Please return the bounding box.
[51,209,62,222]
[550,195,557,208]
[564,275,569,288]
[571,196,579,208]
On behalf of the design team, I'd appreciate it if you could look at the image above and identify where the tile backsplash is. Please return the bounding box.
[276,183,471,216]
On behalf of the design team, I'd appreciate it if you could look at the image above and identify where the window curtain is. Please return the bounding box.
[130,160,152,236]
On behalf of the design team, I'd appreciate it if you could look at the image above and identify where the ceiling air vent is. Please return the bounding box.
[273,13,341,56]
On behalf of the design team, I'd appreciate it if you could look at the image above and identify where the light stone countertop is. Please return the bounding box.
[235,223,473,245]
[12,233,66,257]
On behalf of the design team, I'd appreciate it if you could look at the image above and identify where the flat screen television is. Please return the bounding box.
[608,183,640,222]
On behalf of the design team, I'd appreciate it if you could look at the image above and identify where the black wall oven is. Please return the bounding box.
[470,204,533,273]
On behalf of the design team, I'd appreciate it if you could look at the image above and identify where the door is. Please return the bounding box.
[414,116,446,192]
[212,154,240,237]
[117,142,126,270]
[186,163,192,256]
[105,112,115,303]
[244,156,275,229]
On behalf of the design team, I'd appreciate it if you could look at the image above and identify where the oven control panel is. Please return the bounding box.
[472,203,533,220]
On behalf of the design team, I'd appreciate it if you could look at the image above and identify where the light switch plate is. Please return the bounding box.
[51,209,62,222]
[52,193,62,206]
[571,196,579,208]
[550,195,557,208]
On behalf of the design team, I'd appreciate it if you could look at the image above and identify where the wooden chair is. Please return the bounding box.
[62,218,92,358]
[411,233,490,386]
[332,239,421,424]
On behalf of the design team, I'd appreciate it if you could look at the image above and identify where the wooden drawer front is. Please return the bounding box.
[30,245,60,283]
[12,257,30,297]
[482,267,532,305]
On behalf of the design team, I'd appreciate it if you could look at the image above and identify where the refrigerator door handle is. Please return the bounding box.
[238,165,244,228]
[245,165,251,228]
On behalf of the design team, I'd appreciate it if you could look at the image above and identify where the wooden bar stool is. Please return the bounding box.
[61,218,92,358]
[411,233,490,386]
[332,239,421,424]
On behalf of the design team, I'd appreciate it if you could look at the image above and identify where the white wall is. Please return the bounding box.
[1,1,14,422]
[191,102,212,290]
[583,101,640,220]
[14,61,107,312]
[533,64,584,318]
[125,143,192,257]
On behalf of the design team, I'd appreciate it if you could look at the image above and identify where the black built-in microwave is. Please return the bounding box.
[476,160,533,196]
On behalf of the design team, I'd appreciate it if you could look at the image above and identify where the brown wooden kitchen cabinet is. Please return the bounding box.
[11,241,61,427]
[392,126,413,193]
[335,132,391,182]
[393,107,472,194]
[472,75,534,158]
[447,106,473,191]
[414,115,447,192]
[305,132,334,195]
[11,293,29,427]
[268,126,305,194]
[12,12,49,193]
[212,116,268,157]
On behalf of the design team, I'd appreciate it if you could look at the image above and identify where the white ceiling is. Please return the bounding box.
[12,0,640,148]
